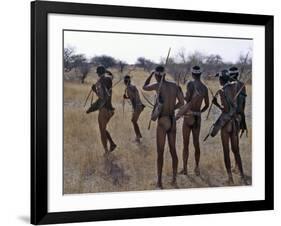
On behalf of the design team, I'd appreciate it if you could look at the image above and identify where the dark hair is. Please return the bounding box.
[219,69,230,83]
[191,65,202,76]
[96,65,106,75]
[155,65,165,73]
[229,66,238,72]
[124,75,131,81]
[229,66,239,79]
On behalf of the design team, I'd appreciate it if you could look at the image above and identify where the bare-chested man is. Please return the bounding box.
[211,70,246,185]
[179,66,209,176]
[143,65,184,189]
[229,66,248,173]
[228,66,247,137]
[86,65,117,154]
[123,75,145,142]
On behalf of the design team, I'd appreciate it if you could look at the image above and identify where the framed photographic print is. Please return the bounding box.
[31,0,274,224]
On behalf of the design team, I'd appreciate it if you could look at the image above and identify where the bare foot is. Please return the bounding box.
[227,177,234,186]
[241,177,249,185]
[171,181,179,189]
[232,165,239,174]
[103,150,110,157]
[194,167,200,176]
[179,169,188,175]
[110,144,117,152]
[156,183,163,190]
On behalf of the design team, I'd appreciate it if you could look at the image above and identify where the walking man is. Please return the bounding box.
[123,75,145,142]
[143,65,184,189]
[86,65,117,154]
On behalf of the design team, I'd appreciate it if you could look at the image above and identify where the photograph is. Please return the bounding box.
[63,30,253,194]
[30,1,273,224]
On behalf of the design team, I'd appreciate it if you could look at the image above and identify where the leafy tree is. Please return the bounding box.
[70,54,87,77]
[64,47,75,72]
[71,54,87,68]
[63,49,91,81]
[177,48,188,64]
[236,52,252,80]
[136,57,155,71]
[79,62,91,83]
[188,51,205,66]
[91,55,117,68]
[205,54,223,65]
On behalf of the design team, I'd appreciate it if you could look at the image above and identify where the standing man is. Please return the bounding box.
[143,65,184,189]
[123,75,145,143]
[86,65,117,154]
[211,70,247,185]
[229,66,248,173]
[179,66,209,176]
[228,66,247,137]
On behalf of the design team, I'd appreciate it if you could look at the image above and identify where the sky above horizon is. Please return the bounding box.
[64,30,253,64]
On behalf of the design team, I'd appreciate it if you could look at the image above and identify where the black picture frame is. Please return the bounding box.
[31,0,274,224]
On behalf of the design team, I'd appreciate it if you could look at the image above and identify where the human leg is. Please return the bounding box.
[181,119,191,175]
[131,109,142,142]
[156,121,166,189]
[192,117,201,176]
[167,118,178,186]
[221,127,234,184]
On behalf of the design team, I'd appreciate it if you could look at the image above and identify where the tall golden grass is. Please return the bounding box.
[63,67,252,194]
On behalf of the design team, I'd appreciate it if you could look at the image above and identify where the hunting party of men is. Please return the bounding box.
[63,31,252,194]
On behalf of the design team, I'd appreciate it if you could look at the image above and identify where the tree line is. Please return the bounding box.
[64,47,252,84]
[64,47,127,83]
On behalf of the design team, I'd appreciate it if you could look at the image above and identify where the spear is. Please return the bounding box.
[177,72,181,86]
[111,78,123,89]
[141,91,154,107]
[83,89,92,107]
[233,77,251,101]
[239,51,249,80]
[205,88,218,120]
[148,47,171,130]
[122,98,125,118]
[183,68,189,84]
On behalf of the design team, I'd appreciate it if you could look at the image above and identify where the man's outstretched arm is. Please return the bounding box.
[143,71,158,91]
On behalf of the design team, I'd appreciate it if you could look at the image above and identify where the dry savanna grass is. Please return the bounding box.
[63,67,252,194]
